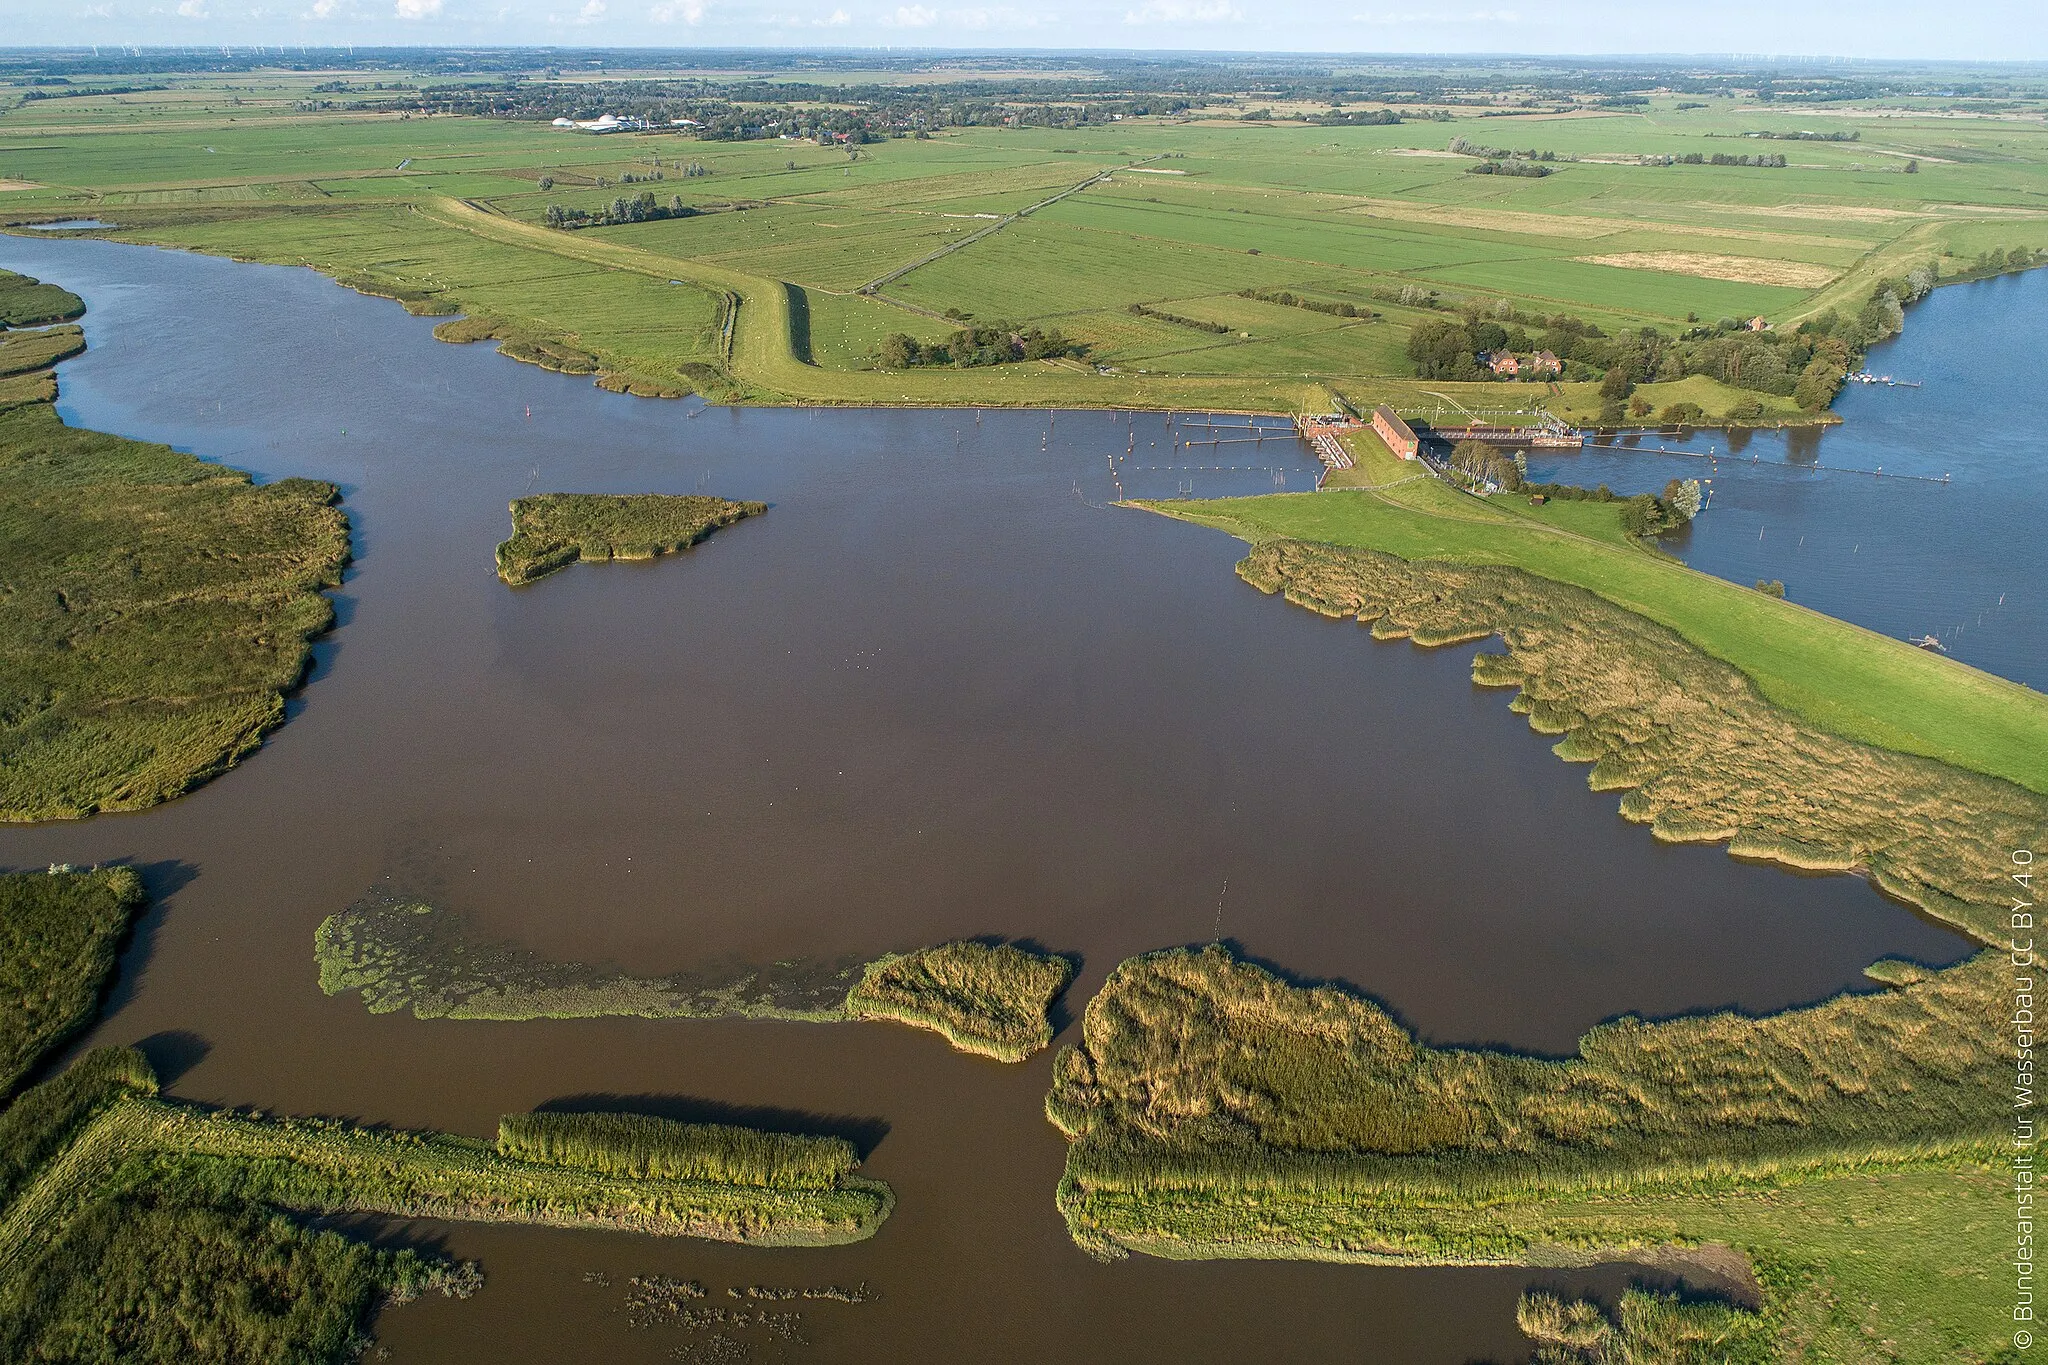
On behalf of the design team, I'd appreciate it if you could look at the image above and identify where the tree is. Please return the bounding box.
[1665,478,1703,521]
[1599,366,1634,401]
[878,334,920,369]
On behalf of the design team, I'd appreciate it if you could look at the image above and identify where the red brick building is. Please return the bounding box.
[1372,405,1419,459]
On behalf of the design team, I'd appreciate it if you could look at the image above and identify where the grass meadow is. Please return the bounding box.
[7,85,2044,408]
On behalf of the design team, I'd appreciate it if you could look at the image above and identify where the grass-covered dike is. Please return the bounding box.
[495,491,765,584]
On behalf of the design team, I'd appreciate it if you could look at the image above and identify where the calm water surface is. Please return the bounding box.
[1529,265,2048,689]
[0,237,1986,1364]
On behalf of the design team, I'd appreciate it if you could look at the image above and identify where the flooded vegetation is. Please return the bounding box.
[496,493,765,585]
[315,890,868,1022]
[319,897,1070,1061]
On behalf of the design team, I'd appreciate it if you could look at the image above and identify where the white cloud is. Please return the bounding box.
[890,3,938,25]
[767,6,848,25]
[649,0,704,19]
[576,0,604,17]
[393,0,441,17]
[307,0,341,15]
[175,0,207,16]
[1124,0,1238,22]
[1351,8,1520,22]
[79,2,115,15]
[950,5,1044,27]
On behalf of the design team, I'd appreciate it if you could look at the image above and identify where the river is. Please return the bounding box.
[0,235,1991,1363]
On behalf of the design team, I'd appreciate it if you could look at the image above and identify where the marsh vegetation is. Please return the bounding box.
[1229,540,2041,942]
[1048,942,2003,1353]
[495,492,766,584]
[0,312,350,820]
[0,867,144,1099]
[316,893,1071,1060]
[847,942,1073,1062]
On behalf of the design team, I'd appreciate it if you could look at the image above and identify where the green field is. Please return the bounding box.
[5,76,2044,411]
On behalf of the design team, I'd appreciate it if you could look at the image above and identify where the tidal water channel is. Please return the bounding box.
[0,236,1989,1363]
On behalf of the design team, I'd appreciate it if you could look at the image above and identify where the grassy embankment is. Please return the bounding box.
[495,491,766,585]
[316,892,1070,1059]
[0,270,352,822]
[0,869,894,1361]
[1048,943,2007,1361]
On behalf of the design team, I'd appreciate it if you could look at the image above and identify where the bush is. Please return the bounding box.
[1755,579,1786,597]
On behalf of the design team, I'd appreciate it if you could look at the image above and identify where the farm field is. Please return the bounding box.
[5,72,2045,411]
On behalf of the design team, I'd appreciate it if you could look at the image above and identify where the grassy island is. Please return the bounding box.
[317,892,1070,1059]
[847,942,1074,1062]
[0,289,352,822]
[1047,942,2005,1358]
[495,492,765,584]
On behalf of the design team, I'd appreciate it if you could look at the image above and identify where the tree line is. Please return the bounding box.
[878,326,1087,370]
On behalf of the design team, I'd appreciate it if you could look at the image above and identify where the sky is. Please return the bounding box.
[8,0,2045,64]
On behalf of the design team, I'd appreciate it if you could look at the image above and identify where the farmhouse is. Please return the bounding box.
[1372,405,1419,459]
[1485,351,1521,377]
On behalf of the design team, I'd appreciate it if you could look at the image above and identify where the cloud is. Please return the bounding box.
[393,0,441,16]
[649,0,704,18]
[576,0,604,17]
[890,3,938,24]
[950,5,1045,27]
[175,0,207,15]
[307,0,341,15]
[1124,0,1239,22]
[767,6,848,25]
[1351,7,1520,22]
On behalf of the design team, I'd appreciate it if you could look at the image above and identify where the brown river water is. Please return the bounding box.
[0,237,1973,1363]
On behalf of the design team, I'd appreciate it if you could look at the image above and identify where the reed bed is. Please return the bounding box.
[499,1112,859,1190]
[0,323,83,378]
[0,398,350,821]
[0,868,146,1099]
[1520,1289,1761,1365]
[1048,944,2002,1261]
[1238,539,2044,944]
[495,492,765,585]
[317,895,1067,1063]
[845,942,1073,1061]
[0,269,84,328]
